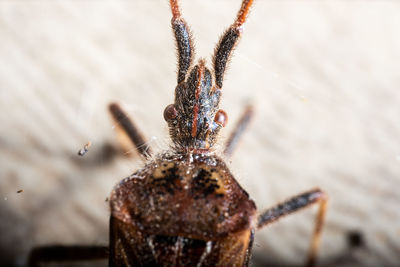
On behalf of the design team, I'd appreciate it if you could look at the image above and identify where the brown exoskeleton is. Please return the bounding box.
[29,0,328,266]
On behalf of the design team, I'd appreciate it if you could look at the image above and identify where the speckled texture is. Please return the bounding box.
[109,152,256,266]
[171,61,222,149]
[110,152,256,238]
[0,1,399,266]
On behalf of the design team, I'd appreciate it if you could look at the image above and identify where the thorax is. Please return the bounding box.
[110,152,257,240]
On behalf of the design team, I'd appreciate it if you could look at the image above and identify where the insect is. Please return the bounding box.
[29,0,328,266]
[77,141,92,156]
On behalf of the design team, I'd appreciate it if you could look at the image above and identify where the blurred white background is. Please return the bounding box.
[0,1,399,266]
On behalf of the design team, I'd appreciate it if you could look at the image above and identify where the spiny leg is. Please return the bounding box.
[257,188,328,267]
[28,245,108,267]
[213,0,255,88]
[109,103,152,159]
[224,104,254,157]
[170,0,195,83]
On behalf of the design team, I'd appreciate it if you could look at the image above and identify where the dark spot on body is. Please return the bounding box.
[191,168,223,198]
[150,165,182,195]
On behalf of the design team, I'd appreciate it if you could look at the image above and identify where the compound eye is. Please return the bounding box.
[163,104,177,121]
[214,109,228,127]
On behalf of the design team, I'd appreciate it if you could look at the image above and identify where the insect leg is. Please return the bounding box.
[223,104,254,157]
[257,188,328,267]
[169,0,195,83]
[213,0,255,88]
[109,103,152,159]
[28,245,108,267]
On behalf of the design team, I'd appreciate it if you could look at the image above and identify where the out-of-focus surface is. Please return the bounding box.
[0,1,399,266]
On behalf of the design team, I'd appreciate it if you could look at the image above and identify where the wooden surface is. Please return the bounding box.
[0,1,399,266]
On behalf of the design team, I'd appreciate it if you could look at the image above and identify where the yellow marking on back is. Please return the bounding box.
[210,169,226,195]
[153,162,175,179]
